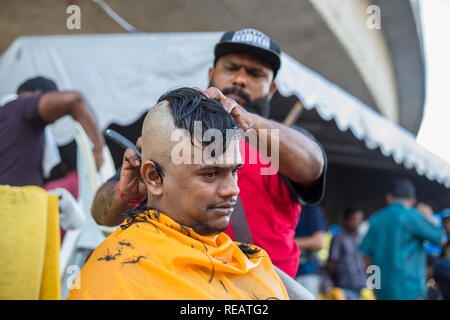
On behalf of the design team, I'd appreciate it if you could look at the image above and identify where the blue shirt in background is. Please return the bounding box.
[295,205,327,276]
[360,202,444,300]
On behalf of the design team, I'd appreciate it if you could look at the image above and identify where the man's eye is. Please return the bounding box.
[225,65,238,71]
[201,171,217,178]
[249,70,264,78]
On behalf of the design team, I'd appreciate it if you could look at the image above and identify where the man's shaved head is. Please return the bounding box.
[141,100,177,164]
[140,87,242,235]
[141,87,240,167]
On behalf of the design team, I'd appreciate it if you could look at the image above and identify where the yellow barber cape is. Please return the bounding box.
[0,185,61,300]
[68,209,288,300]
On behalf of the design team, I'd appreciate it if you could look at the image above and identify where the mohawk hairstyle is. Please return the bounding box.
[157,87,240,154]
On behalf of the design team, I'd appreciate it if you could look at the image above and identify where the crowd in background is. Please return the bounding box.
[296,188,450,300]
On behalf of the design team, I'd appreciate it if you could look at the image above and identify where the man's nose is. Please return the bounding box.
[232,68,248,88]
[219,173,240,198]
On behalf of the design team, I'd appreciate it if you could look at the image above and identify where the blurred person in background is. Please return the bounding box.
[0,76,104,187]
[327,207,367,300]
[294,204,327,297]
[360,178,445,300]
[0,76,104,299]
[433,210,450,299]
[422,206,448,299]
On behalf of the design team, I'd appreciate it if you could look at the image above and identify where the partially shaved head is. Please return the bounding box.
[141,87,240,168]
[141,100,177,164]
[140,87,242,235]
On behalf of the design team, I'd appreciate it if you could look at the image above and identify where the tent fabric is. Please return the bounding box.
[276,54,450,188]
[0,32,449,188]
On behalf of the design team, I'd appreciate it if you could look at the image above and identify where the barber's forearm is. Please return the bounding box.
[91,180,130,226]
[251,116,324,184]
[71,98,105,150]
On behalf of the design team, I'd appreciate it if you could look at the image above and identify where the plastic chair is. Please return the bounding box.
[60,123,116,299]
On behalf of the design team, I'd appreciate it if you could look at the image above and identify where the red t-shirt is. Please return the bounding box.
[224,140,303,278]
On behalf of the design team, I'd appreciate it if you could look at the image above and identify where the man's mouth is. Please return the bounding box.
[222,87,250,106]
[226,93,246,106]
[214,202,237,209]
[208,201,237,215]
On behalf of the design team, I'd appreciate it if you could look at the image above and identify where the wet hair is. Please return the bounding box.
[157,87,240,154]
[17,76,58,94]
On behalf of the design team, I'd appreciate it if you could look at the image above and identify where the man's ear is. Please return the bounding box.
[208,67,215,84]
[268,81,277,100]
[140,160,163,197]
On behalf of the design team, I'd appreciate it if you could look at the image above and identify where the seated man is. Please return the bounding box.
[67,88,289,300]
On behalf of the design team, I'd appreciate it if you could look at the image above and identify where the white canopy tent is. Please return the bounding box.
[1,32,449,188]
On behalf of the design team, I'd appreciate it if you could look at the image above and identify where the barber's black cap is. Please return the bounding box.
[388,178,416,199]
[214,28,282,78]
[17,76,58,94]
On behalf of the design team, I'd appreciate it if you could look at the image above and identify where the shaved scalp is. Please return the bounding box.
[141,100,177,164]
[141,87,239,166]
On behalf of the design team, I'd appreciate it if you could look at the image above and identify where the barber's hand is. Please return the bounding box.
[195,86,257,131]
[119,137,147,200]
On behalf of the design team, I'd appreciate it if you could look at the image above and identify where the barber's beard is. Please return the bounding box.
[208,80,271,118]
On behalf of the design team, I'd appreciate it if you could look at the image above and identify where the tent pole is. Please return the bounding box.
[283,100,304,127]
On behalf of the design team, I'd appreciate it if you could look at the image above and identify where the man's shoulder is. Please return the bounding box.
[3,95,40,109]
[1,95,43,123]
[368,205,414,230]
[334,230,347,239]
[333,230,353,244]
[330,232,344,246]
[1,98,21,115]
[371,204,397,218]
[366,207,390,229]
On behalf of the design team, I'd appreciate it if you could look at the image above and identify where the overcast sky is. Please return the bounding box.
[416,0,450,163]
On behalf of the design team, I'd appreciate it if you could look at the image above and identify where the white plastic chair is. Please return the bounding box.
[60,123,116,299]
